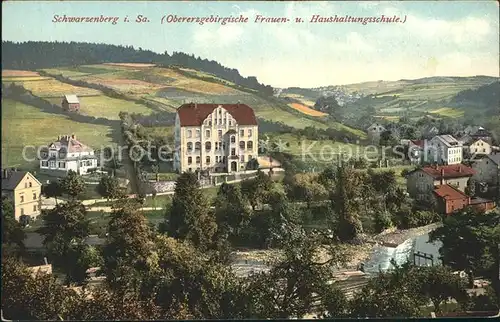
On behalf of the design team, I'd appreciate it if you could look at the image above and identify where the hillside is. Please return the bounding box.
[280,76,498,124]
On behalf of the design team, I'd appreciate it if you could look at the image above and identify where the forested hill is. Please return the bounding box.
[1,41,273,95]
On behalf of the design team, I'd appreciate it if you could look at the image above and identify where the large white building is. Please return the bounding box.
[40,135,98,176]
[173,103,259,173]
[426,135,463,165]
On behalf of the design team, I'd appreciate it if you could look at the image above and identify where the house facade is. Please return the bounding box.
[62,94,80,112]
[40,135,98,176]
[426,135,463,165]
[173,103,259,173]
[408,140,424,164]
[406,164,475,201]
[1,169,42,221]
[433,184,496,215]
[472,153,500,186]
[464,139,492,158]
[433,184,470,215]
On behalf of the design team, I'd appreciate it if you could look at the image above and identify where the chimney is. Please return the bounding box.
[43,257,48,265]
[2,169,9,179]
[71,134,75,140]
[440,168,445,185]
[57,135,60,141]
[458,166,462,173]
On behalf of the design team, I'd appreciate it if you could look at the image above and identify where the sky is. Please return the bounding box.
[2,1,499,88]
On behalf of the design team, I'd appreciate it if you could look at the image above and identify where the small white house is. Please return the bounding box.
[465,139,492,157]
[40,134,98,176]
[366,123,386,144]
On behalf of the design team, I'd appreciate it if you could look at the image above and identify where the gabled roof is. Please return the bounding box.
[432,135,461,147]
[49,135,93,153]
[486,153,500,166]
[64,94,79,104]
[177,103,257,127]
[434,184,468,200]
[1,171,41,191]
[411,164,475,179]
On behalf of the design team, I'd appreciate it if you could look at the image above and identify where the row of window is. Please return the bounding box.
[186,140,254,152]
[187,154,253,165]
[19,205,38,216]
[19,193,37,203]
[187,128,253,139]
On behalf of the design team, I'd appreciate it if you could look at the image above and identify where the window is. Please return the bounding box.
[248,129,252,137]
[240,155,245,162]
[215,142,219,150]
[195,142,201,151]
[196,156,200,164]
[33,205,37,212]
[205,130,211,138]
[196,129,200,138]
[206,156,210,164]
[20,196,24,203]
[58,161,65,168]
[187,142,193,151]
[247,141,253,150]
[29,182,32,188]
[209,121,212,126]
[41,161,48,167]
[205,141,212,151]
[222,156,227,163]
[188,157,193,165]
[218,130,222,138]
[219,109,222,115]
[187,130,192,138]
[240,129,244,136]
[230,135,236,143]
[229,120,233,126]
[188,168,192,172]
[483,148,486,152]
[239,141,245,149]
[33,193,37,200]
[25,183,27,188]
[231,148,236,156]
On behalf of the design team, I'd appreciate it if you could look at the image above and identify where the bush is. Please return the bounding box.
[405,210,439,229]
[374,211,393,233]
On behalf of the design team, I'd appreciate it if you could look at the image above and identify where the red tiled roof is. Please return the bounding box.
[421,164,475,179]
[177,103,257,127]
[434,184,468,200]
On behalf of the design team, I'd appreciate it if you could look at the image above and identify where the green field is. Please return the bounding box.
[41,65,365,136]
[429,107,465,118]
[1,99,118,169]
[45,95,154,120]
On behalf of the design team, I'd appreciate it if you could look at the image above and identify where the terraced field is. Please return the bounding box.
[42,64,362,134]
[1,99,118,169]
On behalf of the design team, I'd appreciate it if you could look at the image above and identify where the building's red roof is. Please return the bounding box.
[410,140,425,148]
[434,184,468,200]
[177,103,257,126]
[421,164,475,179]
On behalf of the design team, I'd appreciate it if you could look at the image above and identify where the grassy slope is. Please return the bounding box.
[42,65,365,136]
[1,99,118,169]
[282,76,497,119]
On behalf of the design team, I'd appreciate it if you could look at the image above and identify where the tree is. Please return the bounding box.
[142,236,248,319]
[1,256,79,320]
[1,196,26,251]
[349,261,426,318]
[429,209,500,287]
[60,170,85,199]
[103,205,155,292]
[330,165,364,242]
[465,178,476,197]
[373,211,393,233]
[41,181,63,205]
[246,223,350,318]
[37,200,91,285]
[412,265,469,313]
[286,173,328,208]
[167,172,217,250]
[97,174,123,201]
[214,183,252,243]
[241,170,273,210]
